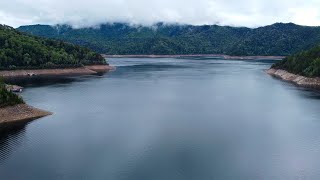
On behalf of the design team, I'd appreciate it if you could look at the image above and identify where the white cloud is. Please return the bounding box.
[0,0,320,28]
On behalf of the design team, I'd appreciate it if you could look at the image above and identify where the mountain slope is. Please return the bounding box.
[18,23,320,56]
[0,25,106,70]
[272,45,320,77]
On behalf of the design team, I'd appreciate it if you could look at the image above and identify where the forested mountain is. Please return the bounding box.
[0,25,106,70]
[18,23,320,56]
[272,45,320,77]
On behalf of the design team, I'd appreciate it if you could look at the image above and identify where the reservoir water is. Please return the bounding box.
[1,58,320,180]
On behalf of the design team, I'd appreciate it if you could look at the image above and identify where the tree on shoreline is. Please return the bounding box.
[0,78,24,107]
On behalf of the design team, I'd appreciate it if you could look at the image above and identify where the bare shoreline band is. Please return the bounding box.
[267,68,320,89]
[0,65,115,79]
[0,104,52,131]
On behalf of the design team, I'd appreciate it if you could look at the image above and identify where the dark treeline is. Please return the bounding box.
[272,45,320,77]
[0,25,107,70]
[18,22,320,56]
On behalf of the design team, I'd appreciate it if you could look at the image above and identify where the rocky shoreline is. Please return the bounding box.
[0,65,114,78]
[267,68,320,89]
[0,104,52,131]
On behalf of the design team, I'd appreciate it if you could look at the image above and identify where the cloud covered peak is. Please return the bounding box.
[1,0,320,28]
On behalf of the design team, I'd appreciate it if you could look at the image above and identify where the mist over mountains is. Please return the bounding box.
[18,22,320,56]
[3,0,320,28]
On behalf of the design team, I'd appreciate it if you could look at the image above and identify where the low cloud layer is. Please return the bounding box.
[1,0,320,28]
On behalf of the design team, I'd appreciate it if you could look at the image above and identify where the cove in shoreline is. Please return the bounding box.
[0,65,115,130]
[267,68,320,89]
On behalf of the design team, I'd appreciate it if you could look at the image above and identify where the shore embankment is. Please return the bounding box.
[267,68,320,89]
[104,54,285,60]
[0,65,114,78]
[0,104,52,131]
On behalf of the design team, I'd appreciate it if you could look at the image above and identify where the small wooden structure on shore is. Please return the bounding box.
[5,84,23,92]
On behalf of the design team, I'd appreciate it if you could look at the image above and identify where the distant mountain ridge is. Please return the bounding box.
[18,23,320,56]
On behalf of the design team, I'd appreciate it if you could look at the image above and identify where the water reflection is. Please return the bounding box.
[5,73,108,88]
[269,76,320,99]
[295,88,320,99]
[0,125,27,163]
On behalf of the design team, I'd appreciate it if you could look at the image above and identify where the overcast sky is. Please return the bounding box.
[1,0,320,28]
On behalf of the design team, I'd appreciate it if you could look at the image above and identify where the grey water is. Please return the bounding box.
[1,58,320,180]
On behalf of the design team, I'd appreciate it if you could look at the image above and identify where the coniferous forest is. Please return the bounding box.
[0,25,107,70]
[0,78,24,107]
[272,45,320,77]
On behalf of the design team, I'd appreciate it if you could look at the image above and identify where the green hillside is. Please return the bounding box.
[272,45,320,77]
[0,24,106,70]
[18,23,320,56]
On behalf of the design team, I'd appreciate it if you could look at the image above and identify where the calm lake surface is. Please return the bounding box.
[1,58,320,180]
